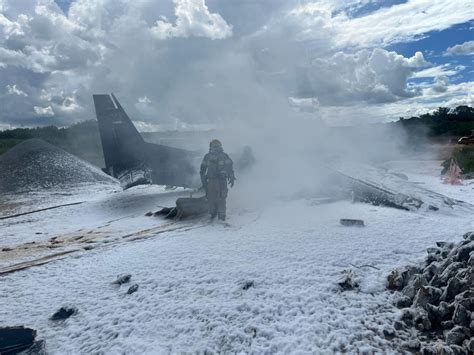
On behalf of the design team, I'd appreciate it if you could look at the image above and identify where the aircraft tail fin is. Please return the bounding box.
[93,93,148,184]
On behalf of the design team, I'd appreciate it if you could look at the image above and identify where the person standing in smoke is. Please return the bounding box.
[200,139,235,221]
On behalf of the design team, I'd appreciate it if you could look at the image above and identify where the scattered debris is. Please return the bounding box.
[337,269,360,291]
[244,326,257,338]
[390,172,409,180]
[155,197,208,219]
[127,284,139,295]
[349,263,380,270]
[20,339,46,354]
[112,274,131,285]
[340,219,365,227]
[0,201,84,221]
[387,232,473,353]
[0,250,78,276]
[20,340,47,355]
[0,326,37,354]
[50,306,78,321]
[241,280,255,291]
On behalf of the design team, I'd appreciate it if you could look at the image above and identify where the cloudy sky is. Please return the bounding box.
[0,0,473,130]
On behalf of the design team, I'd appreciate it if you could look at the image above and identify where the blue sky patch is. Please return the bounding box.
[389,21,473,84]
[54,0,73,13]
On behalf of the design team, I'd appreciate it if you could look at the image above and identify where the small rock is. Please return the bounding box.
[244,326,257,338]
[406,339,421,351]
[145,211,153,217]
[454,267,469,280]
[339,218,364,227]
[441,249,450,259]
[403,274,428,299]
[50,306,77,321]
[468,253,474,267]
[462,232,474,241]
[400,308,415,321]
[427,247,441,255]
[436,241,448,248]
[449,345,466,355]
[438,301,452,320]
[426,303,442,324]
[440,262,465,284]
[382,327,395,339]
[433,345,455,355]
[420,346,436,355]
[387,270,404,290]
[454,290,473,311]
[445,326,468,345]
[127,284,139,294]
[338,269,359,291]
[393,320,405,330]
[395,296,412,308]
[429,273,444,288]
[414,312,432,331]
[455,242,473,262]
[463,338,474,353]
[441,320,454,329]
[242,280,254,291]
[387,265,421,291]
[426,253,439,265]
[413,286,442,308]
[423,263,438,281]
[1,247,12,252]
[452,304,470,327]
[112,274,131,285]
[443,277,466,302]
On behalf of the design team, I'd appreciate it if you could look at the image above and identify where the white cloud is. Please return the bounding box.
[338,0,474,47]
[0,0,472,128]
[290,0,474,48]
[6,84,27,96]
[58,95,81,113]
[288,96,320,113]
[430,76,449,94]
[151,0,232,40]
[305,49,427,104]
[445,40,474,56]
[412,64,463,78]
[33,105,55,116]
[317,80,474,125]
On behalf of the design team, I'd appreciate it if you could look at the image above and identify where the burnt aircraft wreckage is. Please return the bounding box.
[93,93,200,189]
[93,94,472,216]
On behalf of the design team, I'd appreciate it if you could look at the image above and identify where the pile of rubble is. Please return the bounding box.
[387,232,473,354]
[0,139,117,194]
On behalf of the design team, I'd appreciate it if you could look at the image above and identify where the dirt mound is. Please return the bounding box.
[0,139,117,194]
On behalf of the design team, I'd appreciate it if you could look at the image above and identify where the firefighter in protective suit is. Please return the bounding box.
[200,139,235,220]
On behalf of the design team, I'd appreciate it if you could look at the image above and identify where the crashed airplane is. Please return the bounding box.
[93,93,201,190]
[93,94,471,214]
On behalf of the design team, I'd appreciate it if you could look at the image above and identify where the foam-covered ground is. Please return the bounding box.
[0,160,473,353]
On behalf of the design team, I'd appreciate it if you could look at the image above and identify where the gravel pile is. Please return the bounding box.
[0,139,117,194]
[387,232,473,354]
